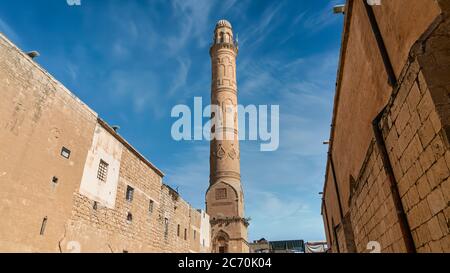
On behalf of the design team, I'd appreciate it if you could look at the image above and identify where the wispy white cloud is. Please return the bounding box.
[164,143,210,207]
[65,62,79,81]
[303,0,341,32]
[167,0,214,54]
[104,69,164,117]
[168,57,191,98]
[239,1,286,50]
[0,17,19,43]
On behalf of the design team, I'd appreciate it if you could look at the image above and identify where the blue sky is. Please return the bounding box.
[0,0,344,242]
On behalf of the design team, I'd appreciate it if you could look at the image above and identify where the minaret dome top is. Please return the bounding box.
[216,19,232,29]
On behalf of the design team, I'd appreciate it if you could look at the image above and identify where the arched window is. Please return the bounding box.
[218,64,226,77]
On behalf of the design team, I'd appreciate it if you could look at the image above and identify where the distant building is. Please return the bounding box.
[249,238,270,253]
[249,238,305,253]
[305,241,328,253]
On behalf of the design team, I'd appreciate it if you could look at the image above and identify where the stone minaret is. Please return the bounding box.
[206,19,249,253]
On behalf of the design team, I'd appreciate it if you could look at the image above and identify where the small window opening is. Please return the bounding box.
[149,200,154,214]
[40,217,48,235]
[61,147,71,159]
[126,186,134,202]
[97,160,109,182]
[164,218,169,238]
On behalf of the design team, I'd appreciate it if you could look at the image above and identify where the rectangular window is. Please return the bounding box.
[61,147,71,159]
[164,218,169,238]
[194,230,196,240]
[177,224,180,237]
[149,200,154,214]
[184,228,187,240]
[126,186,134,202]
[97,160,109,182]
[215,188,227,200]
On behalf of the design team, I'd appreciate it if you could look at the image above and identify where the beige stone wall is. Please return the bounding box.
[379,18,450,252]
[0,32,210,253]
[349,140,407,252]
[61,126,210,253]
[0,32,98,252]
[324,1,450,253]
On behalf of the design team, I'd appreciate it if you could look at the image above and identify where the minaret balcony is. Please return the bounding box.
[209,41,239,55]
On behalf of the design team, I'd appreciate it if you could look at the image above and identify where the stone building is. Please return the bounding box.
[322,0,450,253]
[206,20,249,253]
[0,32,210,253]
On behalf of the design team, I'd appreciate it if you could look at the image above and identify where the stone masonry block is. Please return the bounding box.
[418,117,437,148]
[442,177,450,204]
[427,188,446,215]
[428,216,444,241]
[417,175,432,200]
[427,156,449,189]
[407,185,420,209]
[407,82,422,111]
[417,71,428,94]
[417,91,434,123]
[395,102,411,134]
[420,143,438,172]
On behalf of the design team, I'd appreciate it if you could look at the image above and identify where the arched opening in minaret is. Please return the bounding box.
[213,230,230,253]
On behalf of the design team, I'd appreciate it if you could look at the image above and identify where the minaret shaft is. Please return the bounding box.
[206,20,249,254]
